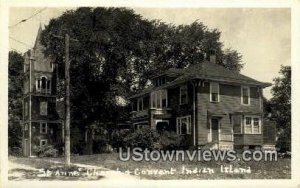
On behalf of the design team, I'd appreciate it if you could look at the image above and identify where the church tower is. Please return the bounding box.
[22,26,63,157]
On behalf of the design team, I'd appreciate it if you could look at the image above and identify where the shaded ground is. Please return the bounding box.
[8,156,137,181]
[9,152,291,180]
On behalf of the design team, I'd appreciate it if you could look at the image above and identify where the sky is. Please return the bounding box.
[9,7,291,99]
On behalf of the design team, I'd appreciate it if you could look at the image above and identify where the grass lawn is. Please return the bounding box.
[20,152,290,180]
[9,157,105,181]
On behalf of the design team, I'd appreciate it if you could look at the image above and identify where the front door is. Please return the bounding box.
[211,118,219,143]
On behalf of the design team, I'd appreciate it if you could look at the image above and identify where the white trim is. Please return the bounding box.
[176,115,191,135]
[155,119,169,125]
[210,82,220,102]
[40,122,47,134]
[40,139,47,147]
[243,115,262,134]
[241,86,251,105]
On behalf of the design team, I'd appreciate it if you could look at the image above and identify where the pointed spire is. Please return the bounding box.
[33,24,43,49]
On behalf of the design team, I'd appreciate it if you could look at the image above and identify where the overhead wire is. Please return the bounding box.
[9,7,47,29]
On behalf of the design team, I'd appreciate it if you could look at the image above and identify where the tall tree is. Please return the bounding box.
[41,8,243,133]
[8,51,24,151]
[267,66,291,151]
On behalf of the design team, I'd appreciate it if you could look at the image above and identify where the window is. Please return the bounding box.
[241,86,250,105]
[244,117,252,134]
[24,123,28,131]
[40,101,48,115]
[156,92,161,108]
[143,97,149,110]
[210,82,219,102]
[40,123,47,134]
[155,77,166,86]
[161,90,167,108]
[151,90,168,108]
[253,118,260,133]
[24,101,28,116]
[40,139,47,147]
[232,115,242,134]
[151,92,156,108]
[176,116,191,135]
[180,85,188,104]
[36,79,41,91]
[243,116,261,134]
[47,80,51,90]
[36,76,50,93]
[137,98,143,111]
[41,77,47,89]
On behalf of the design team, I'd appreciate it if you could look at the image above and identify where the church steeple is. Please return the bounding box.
[33,24,43,49]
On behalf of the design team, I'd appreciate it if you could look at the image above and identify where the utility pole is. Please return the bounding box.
[64,34,71,166]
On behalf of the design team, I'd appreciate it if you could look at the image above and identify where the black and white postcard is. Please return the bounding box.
[1,0,299,188]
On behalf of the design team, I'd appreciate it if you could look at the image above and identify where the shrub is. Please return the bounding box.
[111,129,131,150]
[124,127,159,150]
[158,131,183,150]
[34,145,58,157]
[9,146,23,157]
[93,136,110,153]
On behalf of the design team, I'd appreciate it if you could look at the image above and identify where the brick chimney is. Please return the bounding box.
[209,49,216,63]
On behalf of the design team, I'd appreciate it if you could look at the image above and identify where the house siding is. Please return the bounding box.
[196,81,262,146]
[234,134,263,146]
[168,84,194,145]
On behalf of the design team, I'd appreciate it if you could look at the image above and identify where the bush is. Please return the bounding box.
[34,145,58,157]
[111,129,131,150]
[157,131,183,150]
[9,146,23,157]
[124,127,159,150]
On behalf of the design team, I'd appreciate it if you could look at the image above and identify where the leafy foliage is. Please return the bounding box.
[265,66,291,151]
[124,127,160,149]
[40,7,243,132]
[33,145,58,157]
[8,51,24,149]
[157,131,183,150]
